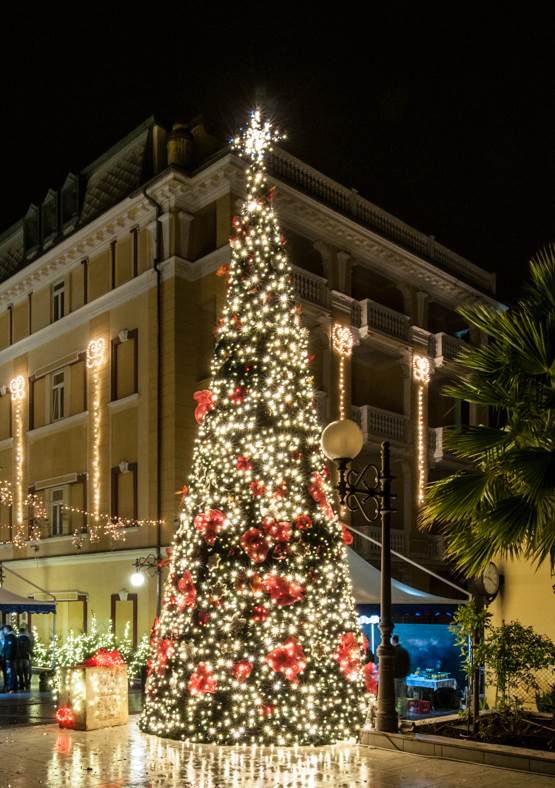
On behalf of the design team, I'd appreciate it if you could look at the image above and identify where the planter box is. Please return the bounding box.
[58,665,128,731]
[361,728,555,777]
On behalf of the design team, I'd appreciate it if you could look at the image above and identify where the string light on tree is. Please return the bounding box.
[331,324,353,421]
[140,110,368,746]
[86,338,105,542]
[413,355,432,506]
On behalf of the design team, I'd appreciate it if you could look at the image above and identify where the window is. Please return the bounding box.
[51,371,65,421]
[52,280,65,321]
[51,488,64,536]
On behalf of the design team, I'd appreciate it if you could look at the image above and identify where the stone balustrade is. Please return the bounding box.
[268,147,494,293]
[352,404,409,444]
[357,299,410,341]
[433,332,466,363]
[292,265,329,308]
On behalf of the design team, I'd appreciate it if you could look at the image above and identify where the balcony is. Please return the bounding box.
[429,426,467,466]
[292,265,329,308]
[409,535,445,563]
[362,526,407,555]
[352,404,409,444]
[433,332,467,366]
[353,299,410,343]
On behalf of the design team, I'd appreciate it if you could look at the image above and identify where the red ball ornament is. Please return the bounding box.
[261,516,292,542]
[273,543,290,561]
[193,390,214,423]
[240,528,270,564]
[196,610,210,626]
[230,386,244,405]
[295,514,312,530]
[262,574,304,606]
[236,455,253,472]
[261,704,274,715]
[194,509,226,545]
[252,605,269,622]
[265,637,307,684]
[231,660,253,683]
[188,662,217,696]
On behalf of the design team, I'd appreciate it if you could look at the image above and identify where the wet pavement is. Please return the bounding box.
[0,718,551,787]
[0,687,143,728]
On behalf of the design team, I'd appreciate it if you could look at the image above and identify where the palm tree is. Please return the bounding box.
[420,245,555,577]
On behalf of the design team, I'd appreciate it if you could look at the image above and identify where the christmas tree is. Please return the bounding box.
[140,110,368,745]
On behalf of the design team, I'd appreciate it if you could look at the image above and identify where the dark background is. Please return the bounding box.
[1,10,552,302]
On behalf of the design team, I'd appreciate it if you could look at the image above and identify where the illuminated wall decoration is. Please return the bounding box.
[331,323,353,420]
[413,354,431,506]
[9,375,25,547]
[86,338,106,542]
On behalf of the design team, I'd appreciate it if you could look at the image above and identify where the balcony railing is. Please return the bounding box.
[292,265,329,308]
[364,526,406,554]
[409,536,445,561]
[433,332,467,364]
[355,299,410,342]
[268,148,494,294]
[352,404,409,444]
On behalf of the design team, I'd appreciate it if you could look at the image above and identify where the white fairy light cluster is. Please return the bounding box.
[87,338,105,542]
[140,110,368,745]
[413,355,432,506]
[10,376,26,547]
[332,324,353,420]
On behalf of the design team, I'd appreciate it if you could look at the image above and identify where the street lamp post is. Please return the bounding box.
[321,418,398,733]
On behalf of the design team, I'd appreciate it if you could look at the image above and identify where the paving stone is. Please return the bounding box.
[0,718,551,786]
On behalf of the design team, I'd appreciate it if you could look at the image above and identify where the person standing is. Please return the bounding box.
[17,625,33,691]
[2,625,19,693]
[392,634,410,714]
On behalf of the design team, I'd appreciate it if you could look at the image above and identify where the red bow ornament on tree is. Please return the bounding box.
[193,390,214,424]
[262,574,304,606]
[335,632,362,681]
[240,528,270,564]
[194,509,226,545]
[308,473,334,521]
[265,637,307,684]
[261,516,292,542]
[188,662,218,696]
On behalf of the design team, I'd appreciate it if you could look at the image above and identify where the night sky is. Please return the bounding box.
[2,12,552,303]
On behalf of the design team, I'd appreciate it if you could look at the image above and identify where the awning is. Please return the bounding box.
[0,587,56,614]
[347,547,466,606]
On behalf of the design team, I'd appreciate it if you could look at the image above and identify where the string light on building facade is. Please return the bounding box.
[413,355,432,506]
[86,338,105,542]
[9,375,26,547]
[331,324,353,420]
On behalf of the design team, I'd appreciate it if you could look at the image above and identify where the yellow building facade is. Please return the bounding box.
[0,116,500,647]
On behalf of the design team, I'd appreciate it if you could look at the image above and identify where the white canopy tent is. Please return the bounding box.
[346,547,465,606]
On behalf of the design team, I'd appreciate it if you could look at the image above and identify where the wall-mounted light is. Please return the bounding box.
[0,386,7,397]
[118,460,129,474]
[413,355,432,506]
[331,323,353,421]
[86,339,106,541]
[118,329,129,343]
[118,588,129,602]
